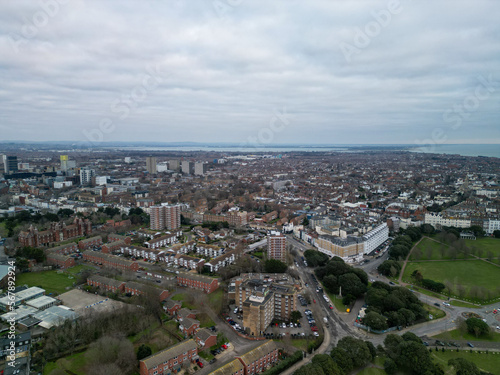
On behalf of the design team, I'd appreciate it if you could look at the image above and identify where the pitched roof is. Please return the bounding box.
[165,299,182,309]
[195,328,216,341]
[87,275,125,289]
[177,271,218,284]
[181,317,200,329]
[208,359,245,375]
[237,340,277,365]
[141,339,197,370]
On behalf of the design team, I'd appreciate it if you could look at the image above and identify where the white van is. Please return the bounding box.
[234,307,239,314]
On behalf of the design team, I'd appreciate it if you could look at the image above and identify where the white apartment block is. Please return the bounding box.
[362,223,389,254]
[484,219,500,234]
[424,213,471,229]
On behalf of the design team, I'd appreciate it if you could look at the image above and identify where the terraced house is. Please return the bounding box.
[236,341,278,375]
[176,272,219,294]
[82,251,139,271]
[139,339,198,375]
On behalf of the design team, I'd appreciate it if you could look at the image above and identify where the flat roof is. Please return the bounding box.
[26,295,57,309]
[34,305,77,329]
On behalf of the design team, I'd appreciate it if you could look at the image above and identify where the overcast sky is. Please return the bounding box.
[0,0,499,146]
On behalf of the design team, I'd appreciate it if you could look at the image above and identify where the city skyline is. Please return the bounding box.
[1,0,499,146]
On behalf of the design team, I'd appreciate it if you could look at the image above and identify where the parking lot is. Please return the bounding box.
[226,299,323,340]
[58,289,126,315]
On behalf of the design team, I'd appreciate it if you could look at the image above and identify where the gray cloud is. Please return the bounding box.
[0,0,499,145]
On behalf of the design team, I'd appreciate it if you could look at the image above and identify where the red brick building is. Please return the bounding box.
[209,341,278,375]
[179,317,200,336]
[18,217,92,247]
[124,281,170,301]
[195,328,217,349]
[82,251,139,271]
[78,236,103,250]
[46,253,75,269]
[176,272,219,294]
[46,243,78,255]
[108,233,132,244]
[236,341,278,375]
[101,240,125,253]
[87,275,125,293]
[164,299,182,315]
[140,339,198,375]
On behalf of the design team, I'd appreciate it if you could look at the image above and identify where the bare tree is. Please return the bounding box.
[444,280,453,297]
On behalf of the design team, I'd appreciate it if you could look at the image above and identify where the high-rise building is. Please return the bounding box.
[267,231,287,263]
[194,162,207,176]
[3,156,18,174]
[146,156,157,174]
[231,274,297,336]
[181,161,194,174]
[80,167,95,185]
[168,159,180,172]
[150,205,181,231]
[60,155,68,171]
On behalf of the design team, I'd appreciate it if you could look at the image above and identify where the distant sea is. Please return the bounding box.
[106,144,500,158]
[410,144,500,158]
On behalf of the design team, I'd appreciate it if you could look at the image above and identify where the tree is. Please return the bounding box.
[323,275,338,294]
[384,358,398,375]
[137,344,152,361]
[290,311,302,323]
[311,354,342,375]
[338,273,366,298]
[465,318,489,337]
[363,311,388,331]
[448,358,481,375]
[336,337,373,369]
[493,230,500,239]
[402,332,422,344]
[85,335,136,374]
[264,259,288,273]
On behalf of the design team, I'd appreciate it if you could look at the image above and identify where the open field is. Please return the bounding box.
[16,269,77,295]
[410,237,455,261]
[403,260,500,302]
[431,349,500,374]
[465,238,500,258]
[434,328,500,343]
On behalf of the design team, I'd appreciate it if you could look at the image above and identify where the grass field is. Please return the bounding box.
[16,269,78,295]
[410,237,455,261]
[424,303,446,320]
[403,260,500,302]
[449,300,481,309]
[44,351,87,375]
[434,329,500,343]
[0,222,7,237]
[431,349,500,374]
[207,288,224,309]
[356,367,385,375]
[171,293,197,309]
[465,238,500,258]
